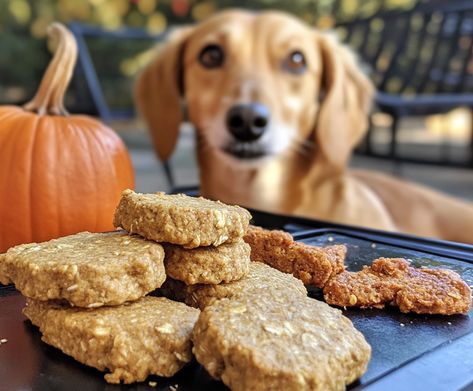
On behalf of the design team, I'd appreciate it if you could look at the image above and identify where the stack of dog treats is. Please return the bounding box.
[113,189,253,290]
[1,189,375,390]
[113,191,371,391]
[0,214,201,384]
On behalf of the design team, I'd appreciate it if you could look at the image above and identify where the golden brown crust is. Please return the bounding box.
[24,296,199,384]
[243,225,346,287]
[164,240,251,285]
[1,231,165,307]
[113,190,251,248]
[158,262,307,310]
[323,258,472,315]
[192,293,371,391]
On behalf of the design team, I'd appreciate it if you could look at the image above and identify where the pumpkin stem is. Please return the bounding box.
[23,23,78,116]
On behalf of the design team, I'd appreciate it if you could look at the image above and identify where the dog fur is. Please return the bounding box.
[135,9,473,243]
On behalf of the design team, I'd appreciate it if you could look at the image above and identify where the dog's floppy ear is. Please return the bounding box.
[134,28,193,162]
[314,32,374,170]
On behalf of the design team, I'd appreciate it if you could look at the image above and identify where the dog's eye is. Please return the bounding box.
[198,44,225,69]
[283,50,307,74]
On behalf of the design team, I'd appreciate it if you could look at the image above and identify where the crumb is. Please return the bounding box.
[370,243,376,248]
[169,385,178,391]
[400,323,405,327]
[447,322,452,326]
[149,381,157,387]
[0,338,7,344]
[349,294,358,305]
[327,236,334,242]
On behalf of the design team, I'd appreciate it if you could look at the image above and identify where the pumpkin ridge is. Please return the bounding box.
[80,120,102,232]
[0,114,23,248]
[28,114,42,242]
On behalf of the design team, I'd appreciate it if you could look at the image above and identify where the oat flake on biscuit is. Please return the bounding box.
[113,190,251,248]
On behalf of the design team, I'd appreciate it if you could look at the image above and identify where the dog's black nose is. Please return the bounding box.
[226,103,270,142]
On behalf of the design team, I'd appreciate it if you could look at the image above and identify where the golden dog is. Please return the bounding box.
[136,9,473,243]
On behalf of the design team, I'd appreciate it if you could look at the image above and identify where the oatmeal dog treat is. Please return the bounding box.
[113,190,251,248]
[24,296,199,384]
[244,225,346,287]
[164,239,251,285]
[0,231,165,307]
[192,293,371,391]
[324,258,472,315]
[0,254,6,284]
[160,262,307,310]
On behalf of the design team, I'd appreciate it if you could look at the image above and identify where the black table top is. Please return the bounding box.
[1,210,472,391]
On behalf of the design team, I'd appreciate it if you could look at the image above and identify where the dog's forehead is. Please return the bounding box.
[192,10,313,45]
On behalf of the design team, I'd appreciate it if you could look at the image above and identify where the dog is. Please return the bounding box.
[135,9,473,244]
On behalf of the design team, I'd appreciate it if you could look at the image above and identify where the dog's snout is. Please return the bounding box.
[226,103,270,142]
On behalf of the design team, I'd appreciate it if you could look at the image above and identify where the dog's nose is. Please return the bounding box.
[226,103,270,142]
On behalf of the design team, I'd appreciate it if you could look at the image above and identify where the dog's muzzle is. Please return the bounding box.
[224,103,270,159]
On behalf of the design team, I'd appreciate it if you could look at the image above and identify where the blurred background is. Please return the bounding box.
[1,0,472,200]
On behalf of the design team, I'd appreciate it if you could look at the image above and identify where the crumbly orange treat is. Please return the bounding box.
[244,225,346,287]
[159,262,307,310]
[164,239,251,285]
[323,258,472,315]
[0,231,165,307]
[113,190,251,248]
[24,296,199,384]
[192,293,371,391]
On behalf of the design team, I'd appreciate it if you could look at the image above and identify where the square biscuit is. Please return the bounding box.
[113,190,251,248]
[193,293,371,391]
[24,296,199,384]
[159,262,307,310]
[1,231,165,307]
[164,239,251,285]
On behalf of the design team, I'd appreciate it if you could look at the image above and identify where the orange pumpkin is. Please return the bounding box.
[0,23,134,252]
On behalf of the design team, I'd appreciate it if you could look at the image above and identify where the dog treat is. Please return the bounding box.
[244,225,346,287]
[0,254,6,284]
[113,190,251,248]
[323,258,472,315]
[159,262,307,310]
[24,296,199,384]
[192,293,371,391]
[0,231,165,308]
[164,239,251,285]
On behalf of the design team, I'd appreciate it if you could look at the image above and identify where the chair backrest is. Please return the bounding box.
[69,23,168,121]
[337,0,473,96]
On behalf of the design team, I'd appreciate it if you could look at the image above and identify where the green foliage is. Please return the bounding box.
[0,0,417,107]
